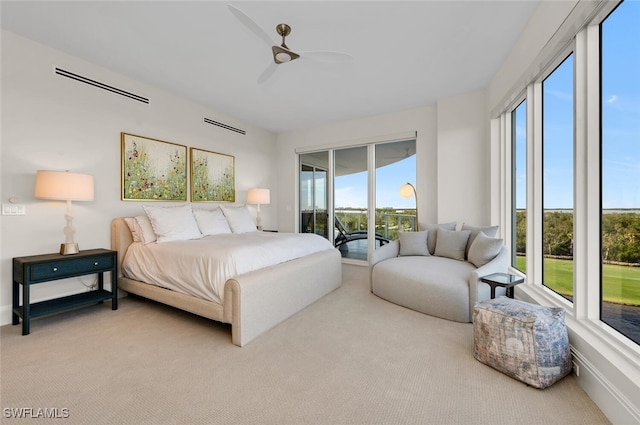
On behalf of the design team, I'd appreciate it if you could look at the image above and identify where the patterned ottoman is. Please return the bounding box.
[473,297,572,388]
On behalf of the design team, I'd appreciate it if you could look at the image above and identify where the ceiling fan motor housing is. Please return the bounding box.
[272,45,300,64]
[272,23,299,64]
[276,23,291,38]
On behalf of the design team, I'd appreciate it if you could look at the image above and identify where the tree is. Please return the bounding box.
[516,210,527,254]
[543,211,574,257]
[602,213,640,263]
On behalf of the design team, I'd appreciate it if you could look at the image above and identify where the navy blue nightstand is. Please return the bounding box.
[12,249,118,335]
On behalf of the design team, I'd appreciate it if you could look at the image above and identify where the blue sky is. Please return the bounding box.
[515,0,639,210]
[602,0,640,209]
[335,155,416,209]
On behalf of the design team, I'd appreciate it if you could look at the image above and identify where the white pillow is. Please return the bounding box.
[434,228,471,261]
[123,217,141,243]
[221,205,257,233]
[126,215,157,244]
[468,231,504,268]
[143,204,202,243]
[193,208,232,236]
[398,231,430,256]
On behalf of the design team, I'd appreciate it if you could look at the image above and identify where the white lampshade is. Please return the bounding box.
[399,182,416,199]
[247,188,270,205]
[34,170,95,255]
[34,170,94,201]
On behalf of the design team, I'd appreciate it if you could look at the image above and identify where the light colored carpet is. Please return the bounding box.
[1,265,610,425]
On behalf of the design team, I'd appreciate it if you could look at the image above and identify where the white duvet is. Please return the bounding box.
[122,232,334,304]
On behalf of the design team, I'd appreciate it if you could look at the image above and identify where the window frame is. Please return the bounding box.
[511,98,527,272]
[496,0,640,357]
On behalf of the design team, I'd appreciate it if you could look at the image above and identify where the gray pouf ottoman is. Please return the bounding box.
[473,296,572,389]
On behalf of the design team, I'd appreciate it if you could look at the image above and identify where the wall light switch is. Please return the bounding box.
[2,204,26,215]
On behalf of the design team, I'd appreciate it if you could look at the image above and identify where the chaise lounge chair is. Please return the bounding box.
[334,216,390,250]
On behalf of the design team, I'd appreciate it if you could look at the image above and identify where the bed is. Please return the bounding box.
[111,217,342,346]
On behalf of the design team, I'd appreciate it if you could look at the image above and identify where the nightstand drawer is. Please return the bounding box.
[30,255,114,281]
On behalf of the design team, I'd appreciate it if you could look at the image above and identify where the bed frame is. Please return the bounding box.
[111,218,342,346]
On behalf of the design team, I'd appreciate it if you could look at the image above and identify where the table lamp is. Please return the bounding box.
[34,170,95,255]
[247,188,270,231]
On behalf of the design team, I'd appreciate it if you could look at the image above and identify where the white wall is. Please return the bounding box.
[0,30,277,325]
[436,90,490,225]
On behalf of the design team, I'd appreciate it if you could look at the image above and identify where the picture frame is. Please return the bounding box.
[190,147,235,202]
[121,132,188,201]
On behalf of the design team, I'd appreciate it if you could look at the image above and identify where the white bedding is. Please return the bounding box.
[122,232,334,304]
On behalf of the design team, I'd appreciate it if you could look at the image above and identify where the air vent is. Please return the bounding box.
[203,117,246,135]
[54,67,149,104]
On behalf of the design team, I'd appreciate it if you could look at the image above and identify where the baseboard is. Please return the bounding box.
[571,346,640,424]
[0,304,13,327]
[517,286,640,425]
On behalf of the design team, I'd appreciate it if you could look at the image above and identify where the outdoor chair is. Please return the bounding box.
[334,216,390,250]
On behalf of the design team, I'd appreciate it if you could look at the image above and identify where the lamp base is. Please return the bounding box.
[60,243,79,255]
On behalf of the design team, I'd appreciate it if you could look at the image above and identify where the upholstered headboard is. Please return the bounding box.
[111,218,133,278]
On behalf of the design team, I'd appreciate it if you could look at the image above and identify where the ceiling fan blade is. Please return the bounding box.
[257,62,278,84]
[298,51,353,63]
[228,4,275,47]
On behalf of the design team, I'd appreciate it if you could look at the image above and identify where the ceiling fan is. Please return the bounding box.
[228,4,353,84]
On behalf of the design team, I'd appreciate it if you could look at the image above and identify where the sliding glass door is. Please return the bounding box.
[334,146,369,260]
[299,139,416,262]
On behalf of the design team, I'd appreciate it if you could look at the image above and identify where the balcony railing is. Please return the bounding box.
[334,208,416,240]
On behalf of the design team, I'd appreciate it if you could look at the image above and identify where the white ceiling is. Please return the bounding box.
[1,1,539,134]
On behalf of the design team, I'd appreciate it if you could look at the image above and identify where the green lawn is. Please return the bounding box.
[515,256,640,306]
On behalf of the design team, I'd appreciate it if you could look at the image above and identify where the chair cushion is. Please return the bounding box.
[434,228,471,261]
[461,223,499,258]
[398,231,430,256]
[420,222,457,255]
[468,232,503,267]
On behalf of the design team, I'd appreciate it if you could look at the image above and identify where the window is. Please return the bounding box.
[500,0,639,348]
[512,100,527,272]
[600,0,640,344]
[542,54,575,302]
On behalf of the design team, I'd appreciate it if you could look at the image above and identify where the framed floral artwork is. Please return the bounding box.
[121,132,188,201]
[190,147,235,202]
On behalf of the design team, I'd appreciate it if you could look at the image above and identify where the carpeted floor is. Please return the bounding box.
[1,264,611,424]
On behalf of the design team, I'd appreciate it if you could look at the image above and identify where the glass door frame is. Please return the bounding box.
[296,132,417,264]
[299,162,328,237]
[298,150,335,245]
